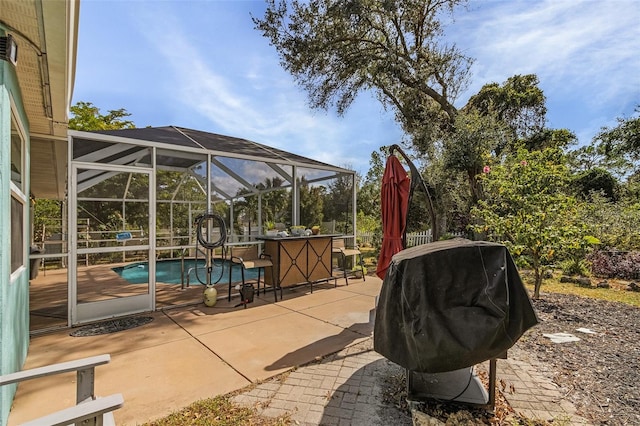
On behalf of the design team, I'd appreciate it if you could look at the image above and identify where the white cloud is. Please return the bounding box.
[458,0,640,108]
[75,0,636,173]
[131,8,392,174]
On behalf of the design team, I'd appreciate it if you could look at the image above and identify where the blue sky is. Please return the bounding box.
[72,0,640,175]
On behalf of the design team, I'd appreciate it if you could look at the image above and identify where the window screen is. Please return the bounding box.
[11,195,24,273]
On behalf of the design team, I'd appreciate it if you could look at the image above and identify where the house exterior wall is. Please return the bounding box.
[0,46,31,426]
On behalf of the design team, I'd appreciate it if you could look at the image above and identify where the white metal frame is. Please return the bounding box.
[0,354,123,426]
[68,160,156,325]
[64,129,357,324]
[9,99,28,284]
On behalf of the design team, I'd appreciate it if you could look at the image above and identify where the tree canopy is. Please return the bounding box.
[471,148,582,298]
[465,74,547,142]
[597,106,640,172]
[254,0,471,136]
[69,101,135,131]
[255,1,556,236]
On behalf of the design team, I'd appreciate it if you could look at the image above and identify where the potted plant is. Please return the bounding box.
[311,225,320,235]
[265,221,278,236]
[290,225,306,236]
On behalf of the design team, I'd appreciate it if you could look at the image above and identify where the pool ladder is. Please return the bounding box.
[180,247,210,290]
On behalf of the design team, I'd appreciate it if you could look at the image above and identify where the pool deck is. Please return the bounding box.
[28,263,235,332]
[9,275,589,425]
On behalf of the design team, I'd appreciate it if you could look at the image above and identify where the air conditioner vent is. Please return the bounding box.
[0,35,18,66]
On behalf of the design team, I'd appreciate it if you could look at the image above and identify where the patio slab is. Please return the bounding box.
[300,293,376,336]
[106,340,250,425]
[196,310,364,382]
[276,283,362,311]
[8,276,383,425]
[8,274,587,425]
[7,317,249,425]
[166,296,290,335]
[18,312,189,363]
[337,278,382,297]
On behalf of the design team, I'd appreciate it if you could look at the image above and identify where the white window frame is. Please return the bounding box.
[9,100,28,281]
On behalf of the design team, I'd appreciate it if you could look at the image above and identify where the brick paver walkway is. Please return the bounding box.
[233,337,591,425]
[494,345,591,424]
[233,339,410,425]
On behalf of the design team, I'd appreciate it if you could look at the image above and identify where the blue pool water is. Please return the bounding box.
[112,259,258,285]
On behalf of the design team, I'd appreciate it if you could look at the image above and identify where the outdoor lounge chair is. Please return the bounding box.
[332,238,366,285]
[229,245,280,303]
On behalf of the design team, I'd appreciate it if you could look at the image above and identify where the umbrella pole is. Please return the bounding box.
[388,145,439,242]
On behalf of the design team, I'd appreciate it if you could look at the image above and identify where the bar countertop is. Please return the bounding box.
[256,233,342,241]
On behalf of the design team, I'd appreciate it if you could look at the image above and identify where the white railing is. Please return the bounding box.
[0,354,123,426]
[357,230,464,247]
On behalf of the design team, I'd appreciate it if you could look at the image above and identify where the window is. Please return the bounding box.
[11,195,24,273]
[10,111,26,274]
[11,132,22,188]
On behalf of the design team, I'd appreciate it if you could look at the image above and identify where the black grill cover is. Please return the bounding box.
[374,239,538,373]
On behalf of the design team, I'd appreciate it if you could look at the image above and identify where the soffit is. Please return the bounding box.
[2,0,79,199]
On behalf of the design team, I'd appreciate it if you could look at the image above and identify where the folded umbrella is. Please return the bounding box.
[376,155,410,279]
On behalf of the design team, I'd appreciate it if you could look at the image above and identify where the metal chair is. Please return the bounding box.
[332,238,366,285]
[228,245,280,303]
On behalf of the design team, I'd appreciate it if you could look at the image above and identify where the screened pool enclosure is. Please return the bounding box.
[31,127,356,330]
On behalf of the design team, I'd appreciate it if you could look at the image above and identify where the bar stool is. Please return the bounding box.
[332,238,366,285]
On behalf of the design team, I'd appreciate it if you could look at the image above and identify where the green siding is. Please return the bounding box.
[0,52,31,426]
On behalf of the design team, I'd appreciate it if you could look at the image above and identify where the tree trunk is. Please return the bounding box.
[534,276,542,299]
[533,256,542,299]
[467,168,484,205]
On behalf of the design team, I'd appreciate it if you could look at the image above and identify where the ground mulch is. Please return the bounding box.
[517,292,640,425]
[380,291,640,425]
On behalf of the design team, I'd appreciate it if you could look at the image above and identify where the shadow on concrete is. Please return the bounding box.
[265,320,373,371]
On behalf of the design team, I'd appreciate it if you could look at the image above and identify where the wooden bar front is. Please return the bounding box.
[260,235,337,288]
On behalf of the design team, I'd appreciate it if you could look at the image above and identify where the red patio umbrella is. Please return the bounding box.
[376,155,411,279]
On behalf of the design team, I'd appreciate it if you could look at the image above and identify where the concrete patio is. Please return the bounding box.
[9,276,379,425]
[8,274,590,425]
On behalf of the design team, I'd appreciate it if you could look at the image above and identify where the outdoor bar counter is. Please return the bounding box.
[259,234,340,290]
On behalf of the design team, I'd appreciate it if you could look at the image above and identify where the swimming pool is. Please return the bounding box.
[112,258,258,285]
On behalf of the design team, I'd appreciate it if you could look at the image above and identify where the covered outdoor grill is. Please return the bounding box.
[374,238,538,405]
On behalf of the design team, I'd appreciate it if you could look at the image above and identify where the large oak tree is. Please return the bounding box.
[254,0,471,140]
[255,1,549,235]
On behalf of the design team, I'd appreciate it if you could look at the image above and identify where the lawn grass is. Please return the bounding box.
[142,394,290,426]
[522,273,640,307]
[360,246,378,268]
